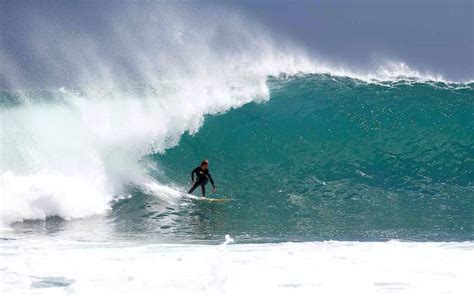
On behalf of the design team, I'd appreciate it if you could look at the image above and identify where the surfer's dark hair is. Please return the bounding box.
[201,160,209,166]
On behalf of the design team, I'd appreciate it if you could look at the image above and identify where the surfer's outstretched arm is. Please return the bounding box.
[208,173,216,190]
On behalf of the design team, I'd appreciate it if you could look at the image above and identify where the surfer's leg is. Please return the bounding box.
[200,179,208,197]
[188,181,201,194]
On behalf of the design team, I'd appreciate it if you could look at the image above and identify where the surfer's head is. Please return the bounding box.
[200,160,209,169]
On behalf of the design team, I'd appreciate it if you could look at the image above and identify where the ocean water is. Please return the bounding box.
[3,75,472,242]
[1,75,473,295]
[1,3,473,295]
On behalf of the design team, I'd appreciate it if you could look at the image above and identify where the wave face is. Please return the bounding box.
[153,76,474,241]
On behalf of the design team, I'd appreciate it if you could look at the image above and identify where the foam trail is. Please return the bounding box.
[1,239,472,295]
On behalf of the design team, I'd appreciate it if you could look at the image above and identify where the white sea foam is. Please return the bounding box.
[1,239,472,295]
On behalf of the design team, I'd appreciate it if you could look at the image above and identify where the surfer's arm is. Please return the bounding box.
[191,168,197,182]
[208,173,216,188]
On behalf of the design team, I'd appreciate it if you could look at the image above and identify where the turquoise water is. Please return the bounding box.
[109,75,474,242]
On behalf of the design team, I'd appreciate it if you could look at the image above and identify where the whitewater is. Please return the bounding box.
[1,2,473,295]
[1,238,472,296]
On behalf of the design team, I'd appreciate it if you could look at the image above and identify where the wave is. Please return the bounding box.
[1,3,472,227]
[152,74,473,241]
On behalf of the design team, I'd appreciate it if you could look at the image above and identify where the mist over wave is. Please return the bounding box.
[0,2,469,226]
[0,3,312,224]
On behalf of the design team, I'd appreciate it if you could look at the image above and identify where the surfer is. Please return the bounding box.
[188,160,216,197]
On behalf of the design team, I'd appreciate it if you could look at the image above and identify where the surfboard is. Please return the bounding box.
[182,192,230,203]
[194,197,229,203]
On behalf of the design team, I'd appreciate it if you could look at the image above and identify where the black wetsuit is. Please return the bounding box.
[188,166,215,197]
